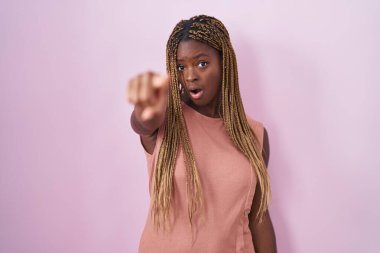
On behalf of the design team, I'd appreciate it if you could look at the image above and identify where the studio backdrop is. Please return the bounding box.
[0,0,379,252]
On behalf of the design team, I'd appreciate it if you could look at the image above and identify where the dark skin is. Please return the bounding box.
[127,39,277,252]
[249,129,277,253]
[176,39,222,118]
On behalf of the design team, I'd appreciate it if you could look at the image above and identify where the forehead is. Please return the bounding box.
[177,39,219,61]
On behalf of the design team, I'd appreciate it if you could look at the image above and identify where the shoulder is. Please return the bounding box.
[246,115,265,148]
[246,115,270,166]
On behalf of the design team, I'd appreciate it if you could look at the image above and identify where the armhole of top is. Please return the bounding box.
[246,116,265,153]
[141,127,163,160]
[141,126,164,193]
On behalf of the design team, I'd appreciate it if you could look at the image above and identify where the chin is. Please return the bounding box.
[191,99,212,109]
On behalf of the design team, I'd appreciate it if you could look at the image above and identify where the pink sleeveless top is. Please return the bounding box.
[139,103,264,253]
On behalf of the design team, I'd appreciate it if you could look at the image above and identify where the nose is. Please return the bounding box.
[184,67,198,83]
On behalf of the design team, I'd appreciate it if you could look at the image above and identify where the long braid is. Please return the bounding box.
[151,15,271,229]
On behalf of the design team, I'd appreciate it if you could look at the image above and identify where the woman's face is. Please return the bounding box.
[176,39,222,117]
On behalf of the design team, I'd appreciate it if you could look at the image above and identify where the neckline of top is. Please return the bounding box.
[182,102,223,122]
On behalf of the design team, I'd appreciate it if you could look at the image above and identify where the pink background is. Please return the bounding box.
[1,0,379,252]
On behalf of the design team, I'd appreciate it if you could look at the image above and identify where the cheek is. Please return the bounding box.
[178,75,187,90]
[178,73,184,84]
[208,69,222,87]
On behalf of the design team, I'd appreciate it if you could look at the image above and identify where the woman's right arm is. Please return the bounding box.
[127,72,169,154]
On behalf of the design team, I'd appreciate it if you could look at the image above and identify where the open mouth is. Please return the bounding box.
[188,88,204,100]
[190,88,202,95]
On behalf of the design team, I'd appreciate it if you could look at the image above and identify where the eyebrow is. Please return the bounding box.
[177,53,210,62]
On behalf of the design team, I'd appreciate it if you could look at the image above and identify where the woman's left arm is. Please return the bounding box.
[249,128,277,253]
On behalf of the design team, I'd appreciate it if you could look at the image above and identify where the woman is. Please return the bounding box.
[128,15,277,253]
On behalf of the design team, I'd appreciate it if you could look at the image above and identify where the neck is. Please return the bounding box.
[182,94,221,118]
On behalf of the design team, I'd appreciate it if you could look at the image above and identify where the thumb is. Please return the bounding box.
[141,107,155,122]
[152,74,169,91]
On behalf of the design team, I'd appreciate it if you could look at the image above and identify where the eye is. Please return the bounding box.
[177,64,185,71]
[198,61,208,68]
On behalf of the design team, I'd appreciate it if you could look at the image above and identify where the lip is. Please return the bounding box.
[189,89,204,100]
[187,85,204,100]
